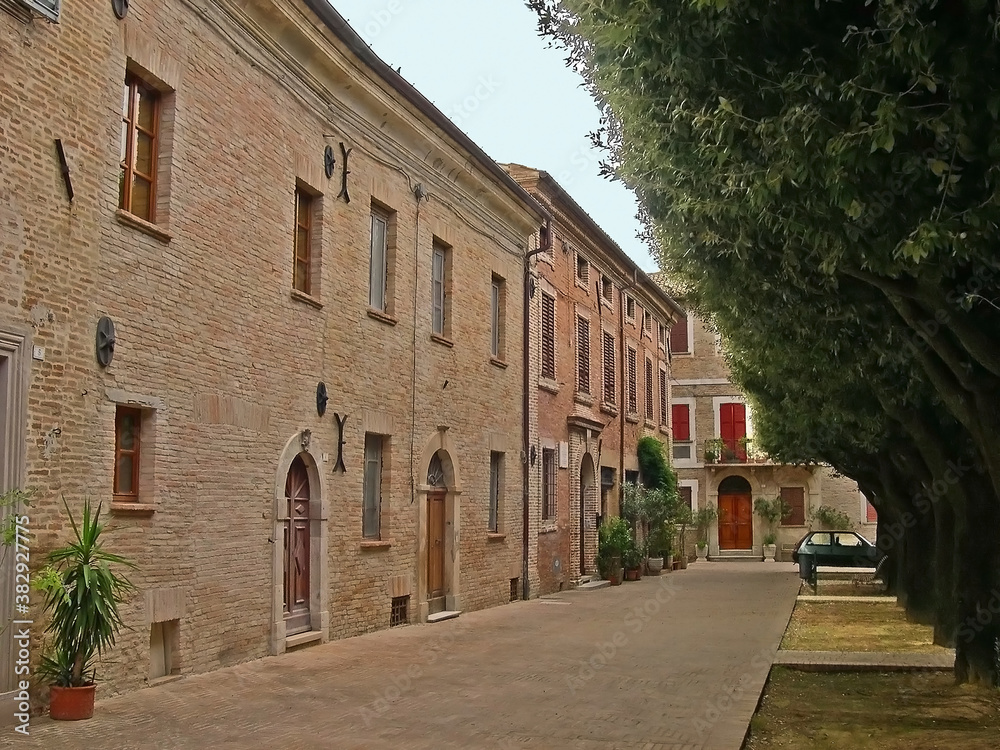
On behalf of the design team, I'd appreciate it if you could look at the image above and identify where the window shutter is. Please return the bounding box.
[670,313,689,354]
[369,214,387,310]
[780,486,805,526]
[627,347,637,413]
[602,331,615,405]
[659,369,668,424]
[644,358,653,419]
[491,281,500,356]
[672,404,690,442]
[21,0,60,20]
[866,500,878,523]
[363,435,381,538]
[541,293,555,379]
[576,316,590,393]
[431,247,444,335]
[679,486,693,510]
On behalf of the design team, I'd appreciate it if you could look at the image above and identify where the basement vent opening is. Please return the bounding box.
[390,595,409,627]
[510,577,519,602]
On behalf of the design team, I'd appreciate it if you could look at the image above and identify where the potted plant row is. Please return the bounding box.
[35,498,136,720]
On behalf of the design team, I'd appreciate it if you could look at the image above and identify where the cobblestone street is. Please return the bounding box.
[14,563,799,750]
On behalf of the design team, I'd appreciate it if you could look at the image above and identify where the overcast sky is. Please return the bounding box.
[331,0,657,271]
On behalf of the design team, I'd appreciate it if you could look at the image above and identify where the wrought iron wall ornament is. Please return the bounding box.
[300,429,311,452]
[316,382,328,416]
[427,454,445,487]
[95,316,116,367]
[111,0,128,18]
[333,413,347,473]
[336,142,353,203]
[323,146,336,179]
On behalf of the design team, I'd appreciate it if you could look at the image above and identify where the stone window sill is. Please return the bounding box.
[539,378,559,394]
[487,533,506,542]
[599,403,618,417]
[659,425,671,435]
[367,308,398,326]
[539,524,558,534]
[490,357,508,370]
[290,289,323,309]
[625,413,640,424]
[645,420,655,429]
[110,501,156,515]
[116,209,172,243]
[574,393,594,407]
[574,277,589,292]
[431,333,454,348]
[600,297,613,310]
[360,539,393,550]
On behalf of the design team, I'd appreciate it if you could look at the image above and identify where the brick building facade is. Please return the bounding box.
[506,166,682,595]
[659,298,877,560]
[0,0,546,698]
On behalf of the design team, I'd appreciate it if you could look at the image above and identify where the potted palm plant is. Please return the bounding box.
[693,505,718,561]
[754,496,789,562]
[35,498,136,720]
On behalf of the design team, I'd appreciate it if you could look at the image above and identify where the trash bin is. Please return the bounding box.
[798,555,815,581]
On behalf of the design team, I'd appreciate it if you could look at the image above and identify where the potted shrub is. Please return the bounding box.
[646,520,673,575]
[596,517,629,586]
[695,541,709,562]
[35,499,136,720]
[693,505,718,559]
[704,439,723,464]
[753,496,788,562]
[622,536,644,581]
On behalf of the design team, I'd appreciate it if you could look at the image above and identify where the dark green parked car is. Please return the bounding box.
[792,530,883,580]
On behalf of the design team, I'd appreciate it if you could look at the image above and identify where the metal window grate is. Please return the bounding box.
[390,595,409,627]
[510,578,519,602]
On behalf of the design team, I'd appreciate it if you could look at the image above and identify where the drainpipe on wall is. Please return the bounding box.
[409,183,426,507]
[522,232,549,601]
[619,269,639,513]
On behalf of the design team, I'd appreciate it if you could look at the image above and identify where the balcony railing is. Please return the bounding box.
[703,437,770,465]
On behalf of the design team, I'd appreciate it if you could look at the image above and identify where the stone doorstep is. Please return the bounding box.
[576,580,610,590]
[774,650,955,672]
[426,610,461,623]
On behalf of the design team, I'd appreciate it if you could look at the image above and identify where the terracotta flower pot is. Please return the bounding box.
[49,684,96,721]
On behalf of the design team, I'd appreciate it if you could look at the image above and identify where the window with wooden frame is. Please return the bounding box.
[679,485,693,511]
[363,434,384,539]
[670,312,690,354]
[541,448,556,520]
[431,241,452,338]
[602,331,616,406]
[540,292,556,380]
[120,73,160,222]
[626,346,637,413]
[658,321,667,350]
[642,309,652,338]
[114,406,142,500]
[644,357,654,421]
[293,187,314,295]
[672,404,690,442]
[575,252,589,288]
[489,452,503,532]
[491,275,506,359]
[625,295,636,322]
[601,275,613,304]
[369,205,391,312]
[576,315,591,394]
[659,367,668,425]
[780,486,806,526]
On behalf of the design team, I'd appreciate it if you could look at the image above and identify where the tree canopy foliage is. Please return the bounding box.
[530,0,1000,685]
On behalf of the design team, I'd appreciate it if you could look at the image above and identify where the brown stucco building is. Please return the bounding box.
[507,166,682,595]
[0,0,547,698]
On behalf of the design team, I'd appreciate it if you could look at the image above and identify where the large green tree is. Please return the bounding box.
[529,0,1000,684]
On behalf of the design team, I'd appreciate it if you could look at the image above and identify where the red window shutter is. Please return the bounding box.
[644,358,654,419]
[720,402,746,458]
[659,369,667,424]
[576,316,590,393]
[602,331,615,405]
[672,404,690,441]
[669,313,689,354]
[866,500,878,523]
[780,487,805,526]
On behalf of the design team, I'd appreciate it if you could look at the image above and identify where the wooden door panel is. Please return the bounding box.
[719,494,753,550]
[427,493,445,598]
[283,456,311,634]
[718,496,736,549]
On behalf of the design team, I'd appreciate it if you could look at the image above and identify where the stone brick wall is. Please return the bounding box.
[505,166,678,594]
[1,0,542,696]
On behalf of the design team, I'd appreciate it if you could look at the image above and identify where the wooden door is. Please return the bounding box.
[427,491,446,600]
[283,456,311,635]
[719,494,753,550]
[720,403,747,461]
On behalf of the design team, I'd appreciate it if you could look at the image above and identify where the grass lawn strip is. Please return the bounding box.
[781,600,951,654]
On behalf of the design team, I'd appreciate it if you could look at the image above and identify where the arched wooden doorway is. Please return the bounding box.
[718,475,752,550]
[426,452,448,614]
[283,455,311,634]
